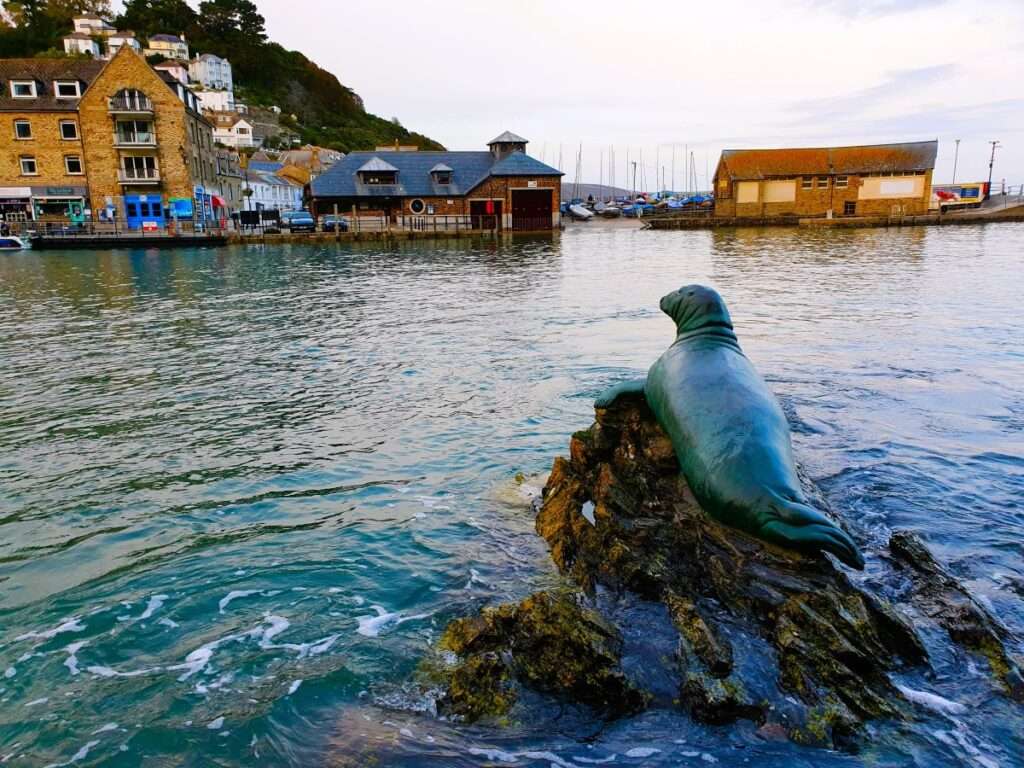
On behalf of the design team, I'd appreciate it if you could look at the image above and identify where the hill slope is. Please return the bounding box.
[0,0,443,152]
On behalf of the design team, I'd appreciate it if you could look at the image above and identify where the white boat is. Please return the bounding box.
[569,204,594,221]
[0,235,28,249]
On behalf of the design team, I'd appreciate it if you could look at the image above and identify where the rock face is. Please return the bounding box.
[431,393,1022,748]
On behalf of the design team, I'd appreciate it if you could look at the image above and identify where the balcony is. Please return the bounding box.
[108,95,154,114]
[113,130,157,147]
[117,168,160,185]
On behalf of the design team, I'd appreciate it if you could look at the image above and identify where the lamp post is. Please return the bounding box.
[952,139,960,185]
[986,140,1000,199]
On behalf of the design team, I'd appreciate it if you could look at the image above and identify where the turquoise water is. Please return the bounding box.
[1,225,1022,766]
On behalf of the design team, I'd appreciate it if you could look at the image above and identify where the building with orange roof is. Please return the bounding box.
[712,140,937,219]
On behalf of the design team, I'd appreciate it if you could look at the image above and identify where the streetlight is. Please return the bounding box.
[986,140,1000,199]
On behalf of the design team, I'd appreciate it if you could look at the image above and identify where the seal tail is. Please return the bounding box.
[760,499,865,571]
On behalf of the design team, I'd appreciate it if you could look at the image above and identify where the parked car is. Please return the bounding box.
[320,215,349,232]
[281,210,316,232]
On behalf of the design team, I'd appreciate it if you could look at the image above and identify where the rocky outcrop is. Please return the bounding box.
[430,393,1021,749]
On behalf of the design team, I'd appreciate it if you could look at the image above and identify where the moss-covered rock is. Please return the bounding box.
[433,591,649,722]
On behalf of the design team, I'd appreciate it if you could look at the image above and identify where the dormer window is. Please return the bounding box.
[10,80,36,98]
[430,162,453,185]
[54,81,81,98]
[357,156,399,185]
[364,172,396,185]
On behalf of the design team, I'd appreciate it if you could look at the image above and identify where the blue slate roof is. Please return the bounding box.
[248,160,284,173]
[490,152,562,176]
[311,150,562,198]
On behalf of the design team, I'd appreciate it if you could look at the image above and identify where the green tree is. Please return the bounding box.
[116,0,196,40]
[197,0,265,42]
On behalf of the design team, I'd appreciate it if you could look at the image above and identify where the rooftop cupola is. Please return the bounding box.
[356,156,399,185]
[487,130,527,161]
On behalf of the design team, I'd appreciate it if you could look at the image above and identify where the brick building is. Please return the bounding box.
[0,58,105,223]
[712,141,937,219]
[76,45,222,228]
[309,131,563,230]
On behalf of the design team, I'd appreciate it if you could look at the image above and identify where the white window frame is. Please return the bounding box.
[54,81,81,99]
[11,80,36,98]
[59,120,78,140]
[835,175,849,189]
[801,177,813,190]
[19,156,37,175]
[816,176,829,189]
[64,155,83,175]
[14,119,32,140]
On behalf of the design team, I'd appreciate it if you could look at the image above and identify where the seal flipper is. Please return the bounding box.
[594,378,647,409]
[759,499,865,570]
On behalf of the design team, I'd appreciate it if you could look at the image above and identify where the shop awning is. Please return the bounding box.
[212,195,227,208]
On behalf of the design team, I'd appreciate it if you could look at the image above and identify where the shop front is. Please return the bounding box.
[31,186,88,224]
[0,187,34,223]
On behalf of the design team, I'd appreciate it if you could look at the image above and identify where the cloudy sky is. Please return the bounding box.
[263,0,1020,188]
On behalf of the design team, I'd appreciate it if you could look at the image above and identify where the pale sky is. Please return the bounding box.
[198,1,1024,188]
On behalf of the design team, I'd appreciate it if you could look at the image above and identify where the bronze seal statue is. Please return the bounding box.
[596,285,864,570]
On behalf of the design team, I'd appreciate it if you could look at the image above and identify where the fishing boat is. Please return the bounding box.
[600,206,621,218]
[0,235,28,249]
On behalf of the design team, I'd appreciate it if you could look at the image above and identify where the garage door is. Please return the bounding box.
[511,189,552,231]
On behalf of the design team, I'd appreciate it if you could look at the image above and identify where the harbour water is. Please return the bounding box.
[1,224,1022,766]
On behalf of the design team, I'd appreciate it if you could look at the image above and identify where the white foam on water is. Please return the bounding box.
[24,697,48,707]
[400,728,413,738]
[581,501,596,526]
[4,667,15,679]
[158,618,179,629]
[62,640,88,676]
[87,665,162,678]
[206,716,225,730]
[896,684,968,715]
[138,595,169,621]
[463,568,487,590]
[626,747,660,758]
[468,748,518,763]
[91,723,118,734]
[520,752,578,768]
[287,679,302,695]
[16,617,86,642]
[218,590,259,614]
[356,606,431,637]
[701,755,718,764]
[42,739,99,768]
[576,755,617,764]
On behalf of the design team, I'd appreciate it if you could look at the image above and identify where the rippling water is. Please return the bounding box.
[1,224,1022,766]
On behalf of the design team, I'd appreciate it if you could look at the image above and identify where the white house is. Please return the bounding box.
[73,14,115,36]
[196,89,235,113]
[189,53,233,91]
[106,32,142,56]
[154,61,189,85]
[210,111,257,149]
[245,172,303,212]
[145,33,190,61]
[63,33,101,57]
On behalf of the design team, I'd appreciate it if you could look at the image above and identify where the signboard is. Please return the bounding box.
[0,187,31,198]
[45,187,75,195]
[879,179,915,196]
[527,180,538,188]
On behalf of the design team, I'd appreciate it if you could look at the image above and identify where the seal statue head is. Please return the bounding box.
[660,285,735,339]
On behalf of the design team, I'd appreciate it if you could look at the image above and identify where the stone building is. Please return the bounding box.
[0,58,104,222]
[712,141,937,219]
[77,46,221,228]
[309,131,563,230]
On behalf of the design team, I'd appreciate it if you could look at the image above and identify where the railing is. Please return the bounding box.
[511,215,554,231]
[113,131,157,147]
[117,168,160,184]
[23,219,230,238]
[108,95,154,112]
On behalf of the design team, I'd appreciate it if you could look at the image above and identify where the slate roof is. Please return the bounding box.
[488,130,527,144]
[0,58,105,111]
[357,156,399,173]
[430,162,453,172]
[149,33,184,43]
[249,160,284,173]
[490,152,563,176]
[716,141,938,180]
[312,150,562,198]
